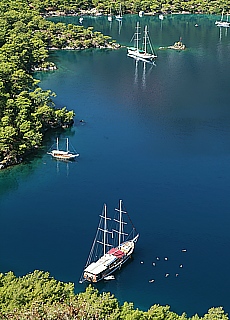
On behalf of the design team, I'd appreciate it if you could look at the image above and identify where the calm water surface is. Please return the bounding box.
[1,14,230,316]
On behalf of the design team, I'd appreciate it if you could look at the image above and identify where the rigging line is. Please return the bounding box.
[120,201,137,231]
[126,211,138,232]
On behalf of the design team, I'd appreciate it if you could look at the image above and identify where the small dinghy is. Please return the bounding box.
[104,275,115,281]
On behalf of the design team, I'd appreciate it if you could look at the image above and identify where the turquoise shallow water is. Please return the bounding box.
[1,14,230,316]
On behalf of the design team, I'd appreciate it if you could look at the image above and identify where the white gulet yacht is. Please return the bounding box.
[127,22,157,63]
[47,137,79,161]
[79,200,139,283]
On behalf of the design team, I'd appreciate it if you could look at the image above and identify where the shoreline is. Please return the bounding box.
[43,10,217,18]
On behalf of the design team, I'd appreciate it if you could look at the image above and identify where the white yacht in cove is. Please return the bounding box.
[127,22,157,63]
[79,200,139,283]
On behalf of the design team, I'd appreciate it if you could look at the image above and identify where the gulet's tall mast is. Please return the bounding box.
[97,204,112,255]
[114,200,127,249]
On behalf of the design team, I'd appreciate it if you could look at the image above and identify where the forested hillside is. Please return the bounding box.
[30,0,230,15]
[0,0,114,168]
[0,270,228,319]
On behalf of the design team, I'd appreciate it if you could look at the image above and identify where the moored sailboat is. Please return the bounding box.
[79,200,139,283]
[127,22,157,63]
[108,6,112,21]
[115,3,123,21]
[47,137,79,161]
[215,10,230,27]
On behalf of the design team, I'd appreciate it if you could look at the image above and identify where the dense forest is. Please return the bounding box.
[0,270,228,319]
[29,0,230,16]
[0,0,114,168]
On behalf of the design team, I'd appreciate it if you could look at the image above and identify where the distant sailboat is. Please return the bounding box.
[215,10,230,27]
[115,3,123,21]
[159,14,164,20]
[108,7,112,21]
[47,138,79,161]
[127,22,157,63]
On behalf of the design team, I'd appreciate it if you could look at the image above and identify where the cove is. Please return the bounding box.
[1,14,230,316]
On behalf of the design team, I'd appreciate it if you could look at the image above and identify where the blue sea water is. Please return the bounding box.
[1,14,230,317]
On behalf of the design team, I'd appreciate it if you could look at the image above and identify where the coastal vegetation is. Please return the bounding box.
[29,0,230,16]
[0,0,115,168]
[0,270,228,319]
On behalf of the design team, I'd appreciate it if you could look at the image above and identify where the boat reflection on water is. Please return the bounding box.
[56,159,70,177]
[117,19,122,35]
[219,26,228,41]
[128,56,155,89]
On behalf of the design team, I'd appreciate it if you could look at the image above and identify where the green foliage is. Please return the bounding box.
[0,272,228,320]
[202,307,229,320]
[0,0,115,166]
[26,0,230,14]
[0,0,80,165]
[0,270,74,314]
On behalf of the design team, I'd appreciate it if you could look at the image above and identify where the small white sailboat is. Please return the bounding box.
[79,17,84,24]
[108,6,112,21]
[47,137,79,161]
[115,3,123,21]
[127,22,157,63]
[79,200,139,283]
[215,10,230,27]
[159,14,164,20]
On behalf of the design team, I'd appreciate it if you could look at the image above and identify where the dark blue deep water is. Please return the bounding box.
[1,14,230,317]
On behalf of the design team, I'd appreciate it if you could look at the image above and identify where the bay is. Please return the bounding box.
[1,14,230,316]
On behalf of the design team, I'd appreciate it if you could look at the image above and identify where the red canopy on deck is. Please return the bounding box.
[108,248,125,258]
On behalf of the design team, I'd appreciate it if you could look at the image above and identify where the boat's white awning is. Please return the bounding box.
[85,262,107,275]
[84,253,118,275]
[84,262,97,273]
[91,264,108,275]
